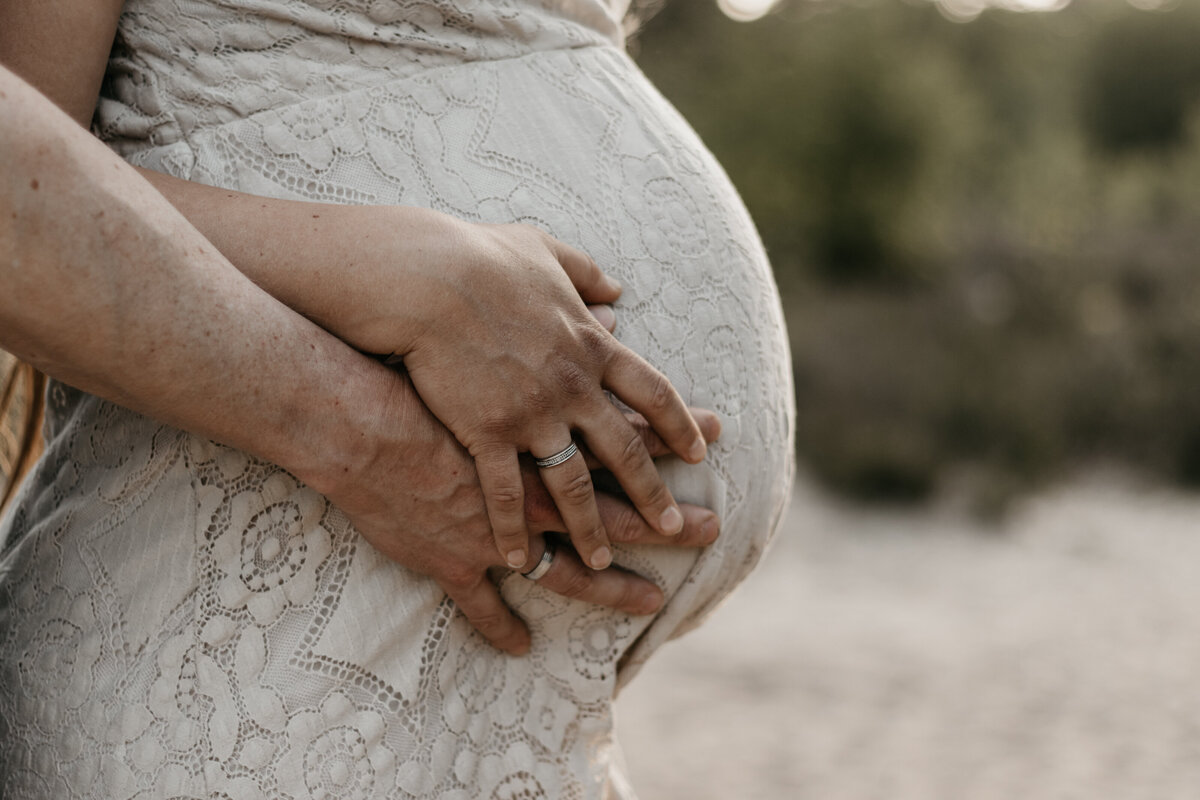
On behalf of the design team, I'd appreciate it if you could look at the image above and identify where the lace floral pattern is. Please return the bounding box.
[210,472,332,626]
[0,2,794,798]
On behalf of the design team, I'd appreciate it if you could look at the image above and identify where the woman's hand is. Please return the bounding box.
[318,212,708,575]
[311,371,722,655]
[148,188,709,574]
[388,218,708,575]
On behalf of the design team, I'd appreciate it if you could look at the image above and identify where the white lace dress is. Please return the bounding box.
[0,2,795,798]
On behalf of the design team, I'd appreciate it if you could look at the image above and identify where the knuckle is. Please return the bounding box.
[618,429,652,472]
[553,358,594,399]
[640,476,670,510]
[514,222,547,248]
[635,419,666,453]
[560,470,594,505]
[495,529,526,548]
[557,569,594,600]
[469,609,509,634]
[609,504,644,544]
[476,411,517,438]
[581,524,607,547]
[577,324,611,358]
[627,413,650,438]
[487,484,524,515]
[521,384,553,414]
[441,564,480,590]
[647,370,676,414]
[567,523,608,560]
[576,254,600,281]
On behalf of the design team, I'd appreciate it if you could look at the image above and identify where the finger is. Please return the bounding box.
[526,538,663,616]
[474,446,531,569]
[551,238,622,304]
[604,348,706,464]
[581,406,721,469]
[587,304,616,333]
[692,407,722,444]
[534,439,611,570]
[521,461,559,528]
[580,413,663,470]
[578,402,685,537]
[441,576,531,655]
[598,494,721,547]
[525,469,719,550]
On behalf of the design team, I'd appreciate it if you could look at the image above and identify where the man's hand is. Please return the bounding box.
[313,371,720,655]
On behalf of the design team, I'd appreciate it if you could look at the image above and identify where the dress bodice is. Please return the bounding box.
[98,0,633,147]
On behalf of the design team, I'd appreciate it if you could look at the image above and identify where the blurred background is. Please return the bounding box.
[634,0,1200,514]
[615,1,1200,797]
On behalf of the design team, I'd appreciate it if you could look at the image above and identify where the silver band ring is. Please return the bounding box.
[534,442,579,469]
[521,538,556,581]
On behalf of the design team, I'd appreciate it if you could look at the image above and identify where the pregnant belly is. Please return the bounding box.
[0,47,796,800]
[120,43,795,546]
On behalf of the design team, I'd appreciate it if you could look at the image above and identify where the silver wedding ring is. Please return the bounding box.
[534,441,578,469]
[521,538,556,581]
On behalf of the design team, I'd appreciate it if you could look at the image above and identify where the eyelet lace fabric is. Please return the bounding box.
[0,2,795,798]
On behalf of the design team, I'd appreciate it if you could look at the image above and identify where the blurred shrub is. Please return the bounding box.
[633,0,1200,508]
[1083,3,1200,154]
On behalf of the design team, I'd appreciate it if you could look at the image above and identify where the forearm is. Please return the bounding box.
[0,0,124,125]
[138,169,454,351]
[0,0,416,350]
[0,65,403,496]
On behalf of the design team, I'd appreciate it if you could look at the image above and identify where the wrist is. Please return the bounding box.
[284,356,414,502]
[304,205,473,357]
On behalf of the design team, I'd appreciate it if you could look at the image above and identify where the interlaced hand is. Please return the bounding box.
[321,371,721,654]
[310,208,709,574]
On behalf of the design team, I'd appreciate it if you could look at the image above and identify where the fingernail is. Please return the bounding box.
[638,588,664,615]
[688,438,707,462]
[607,276,623,293]
[659,506,684,535]
[701,514,720,543]
[702,412,723,442]
[590,304,616,331]
[590,546,612,570]
[506,549,526,569]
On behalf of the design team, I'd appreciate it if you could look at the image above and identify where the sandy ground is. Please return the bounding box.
[615,473,1200,799]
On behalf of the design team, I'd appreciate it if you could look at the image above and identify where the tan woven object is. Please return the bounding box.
[0,350,44,512]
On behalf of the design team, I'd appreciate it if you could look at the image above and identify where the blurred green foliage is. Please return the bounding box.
[633,0,1200,510]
